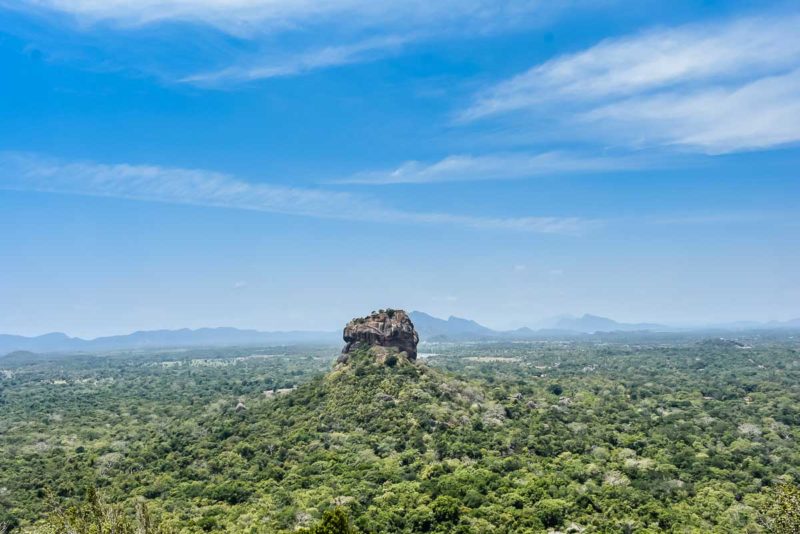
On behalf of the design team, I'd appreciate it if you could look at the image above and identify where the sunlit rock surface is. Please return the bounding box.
[339,309,419,363]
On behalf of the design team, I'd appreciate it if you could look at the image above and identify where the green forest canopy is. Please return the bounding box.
[1,337,799,532]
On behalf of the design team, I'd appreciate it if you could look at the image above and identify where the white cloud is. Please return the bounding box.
[646,211,783,226]
[390,211,591,234]
[584,69,800,153]
[182,35,408,85]
[0,151,590,234]
[336,152,641,185]
[7,0,579,83]
[21,0,404,30]
[20,0,555,35]
[462,12,800,153]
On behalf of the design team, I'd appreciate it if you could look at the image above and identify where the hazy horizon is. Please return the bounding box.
[4,309,800,340]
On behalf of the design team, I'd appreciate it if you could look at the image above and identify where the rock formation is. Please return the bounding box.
[340,309,419,363]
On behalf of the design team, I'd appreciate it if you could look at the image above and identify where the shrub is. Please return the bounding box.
[297,508,358,534]
[535,498,570,528]
[208,482,252,504]
[431,495,461,524]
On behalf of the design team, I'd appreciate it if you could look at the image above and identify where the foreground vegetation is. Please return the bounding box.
[1,336,799,532]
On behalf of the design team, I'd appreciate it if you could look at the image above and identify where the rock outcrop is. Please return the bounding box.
[340,309,419,363]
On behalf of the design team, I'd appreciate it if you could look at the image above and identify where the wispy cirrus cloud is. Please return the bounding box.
[646,211,790,226]
[336,151,643,185]
[462,12,800,153]
[5,0,572,84]
[182,35,409,85]
[0,152,590,234]
[585,69,800,153]
[18,0,561,34]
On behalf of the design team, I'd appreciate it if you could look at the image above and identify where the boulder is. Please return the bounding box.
[340,309,419,362]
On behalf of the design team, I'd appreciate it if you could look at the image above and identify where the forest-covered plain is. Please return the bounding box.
[1,335,799,532]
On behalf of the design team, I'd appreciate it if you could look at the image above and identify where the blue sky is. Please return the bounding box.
[1,0,798,337]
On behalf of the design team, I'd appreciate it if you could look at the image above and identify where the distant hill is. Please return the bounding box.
[408,311,667,340]
[409,311,496,341]
[2,312,797,353]
[0,350,38,361]
[696,338,749,349]
[552,314,665,333]
[0,328,339,354]
[0,332,75,353]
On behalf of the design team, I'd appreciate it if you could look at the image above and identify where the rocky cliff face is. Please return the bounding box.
[340,309,419,363]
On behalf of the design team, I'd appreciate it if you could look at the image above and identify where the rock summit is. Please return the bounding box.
[340,309,419,363]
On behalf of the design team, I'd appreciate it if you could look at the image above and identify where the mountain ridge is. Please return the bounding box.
[3,313,799,355]
[0,327,340,355]
[551,313,665,333]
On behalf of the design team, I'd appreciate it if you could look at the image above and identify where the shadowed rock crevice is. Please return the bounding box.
[339,309,419,364]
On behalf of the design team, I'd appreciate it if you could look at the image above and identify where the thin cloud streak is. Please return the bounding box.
[461,12,800,153]
[0,152,590,234]
[583,69,800,153]
[182,35,409,85]
[8,1,582,83]
[20,0,557,35]
[646,211,791,226]
[336,152,644,185]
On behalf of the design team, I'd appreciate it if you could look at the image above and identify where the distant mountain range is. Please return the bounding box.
[408,312,800,341]
[549,314,666,333]
[0,328,339,355]
[408,312,667,340]
[409,312,497,340]
[2,312,799,356]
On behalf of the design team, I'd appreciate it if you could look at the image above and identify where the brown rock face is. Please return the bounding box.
[340,309,419,362]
